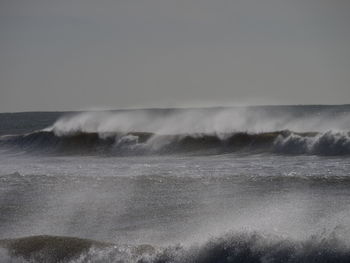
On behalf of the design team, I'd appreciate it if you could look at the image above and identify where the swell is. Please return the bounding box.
[1,233,350,262]
[1,129,350,156]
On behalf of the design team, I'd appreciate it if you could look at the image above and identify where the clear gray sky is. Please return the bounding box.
[1,0,349,112]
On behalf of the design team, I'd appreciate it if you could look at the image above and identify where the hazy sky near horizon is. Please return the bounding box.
[1,0,350,112]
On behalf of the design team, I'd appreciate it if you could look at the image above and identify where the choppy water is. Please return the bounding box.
[0,105,350,262]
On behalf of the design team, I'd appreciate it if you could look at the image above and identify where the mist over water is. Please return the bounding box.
[50,106,350,135]
[0,105,350,262]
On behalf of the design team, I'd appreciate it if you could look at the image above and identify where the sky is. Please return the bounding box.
[1,0,350,112]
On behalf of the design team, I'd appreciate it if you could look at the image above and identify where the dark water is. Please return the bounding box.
[0,105,350,262]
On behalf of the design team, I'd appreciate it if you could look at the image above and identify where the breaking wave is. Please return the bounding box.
[1,233,350,263]
[0,129,350,156]
[1,109,350,156]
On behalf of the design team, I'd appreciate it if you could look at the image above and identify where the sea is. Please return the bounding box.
[0,105,350,262]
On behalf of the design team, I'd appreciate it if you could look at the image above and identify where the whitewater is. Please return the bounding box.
[0,105,350,262]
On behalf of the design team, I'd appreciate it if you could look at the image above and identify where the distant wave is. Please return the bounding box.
[1,129,350,156]
[1,107,350,156]
[1,233,350,262]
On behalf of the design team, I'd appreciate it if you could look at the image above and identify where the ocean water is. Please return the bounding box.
[0,105,350,262]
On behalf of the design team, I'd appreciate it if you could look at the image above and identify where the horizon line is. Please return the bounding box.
[1,103,350,114]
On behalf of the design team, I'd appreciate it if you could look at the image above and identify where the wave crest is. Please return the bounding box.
[1,233,350,263]
[1,129,350,156]
[274,131,350,155]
